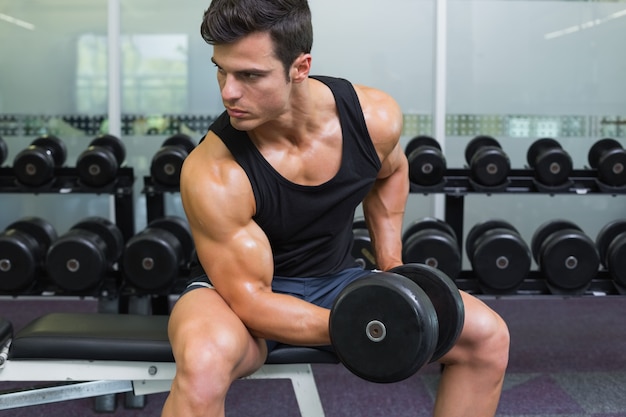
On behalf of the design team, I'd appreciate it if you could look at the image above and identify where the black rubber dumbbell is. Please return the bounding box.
[0,217,58,292]
[588,138,626,187]
[405,135,447,187]
[464,135,510,187]
[329,263,464,383]
[46,217,124,292]
[595,219,626,288]
[76,134,126,187]
[351,217,376,270]
[465,219,531,294]
[150,134,196,186]
[13,135,67,186]
[531,219,599,294]
[123,216,194,291]
[0,136,7,167]
[526,138,573,187]
[402,218,461,280]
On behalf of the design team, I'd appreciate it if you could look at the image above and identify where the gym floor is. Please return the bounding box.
[1,295,625,417]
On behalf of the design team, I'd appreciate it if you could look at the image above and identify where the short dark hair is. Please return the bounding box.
[201,0,313,79]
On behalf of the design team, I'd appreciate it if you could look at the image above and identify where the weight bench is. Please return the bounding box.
[0,312,339,416]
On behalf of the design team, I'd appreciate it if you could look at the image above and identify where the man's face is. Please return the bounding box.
[212,32,292,131]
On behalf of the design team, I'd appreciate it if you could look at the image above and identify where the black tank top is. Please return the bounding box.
[204,76,381,277]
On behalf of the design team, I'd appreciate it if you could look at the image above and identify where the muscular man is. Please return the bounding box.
[162,1,510,416]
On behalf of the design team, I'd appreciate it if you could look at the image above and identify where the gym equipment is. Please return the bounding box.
[465,219,531,294]
[405,135,446,186]
[401,217,461,280]
[531,219,600,294]
[351,217,376,270]
[464,135,510,187]
[76,134,126,187]
[389,264,464,362]
[0,136,7,166]
[329,264,463,383]
[0,313,335,417]
[588,138,626,187]
[0,217,57,292]
[13,135,67,186]
[150,133,196,186]
[46,217,124,292]
[526,138,573,187]
[123,216,194,291]
[595,219,626,287]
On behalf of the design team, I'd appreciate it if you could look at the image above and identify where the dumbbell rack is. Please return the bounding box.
[0,166,135,300]
[411,168,626,296]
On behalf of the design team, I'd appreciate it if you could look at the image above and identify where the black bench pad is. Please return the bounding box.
[0,317,12,348]
[8,313,339,365]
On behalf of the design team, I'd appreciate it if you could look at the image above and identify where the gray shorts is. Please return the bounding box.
[180,266,372,351]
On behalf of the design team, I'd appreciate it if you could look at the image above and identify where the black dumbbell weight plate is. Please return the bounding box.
[390,263,464,362]
[607,232,626,286]
[596,220,626,268]
[72,217,124,264]
[471,230,531,293]
[14,146,56,186]
[403,217,457,243]
[151,146,187,186]
[597,148,626,187]
[7,217,58,257]
[588,138,621,168]
[90,135,126,165]
[0,232,39,291]
[531,219,581,264]
[351,217,377,270]
[402,218,461,279]
[46,230,109,292]
[148,217,194,263]
[540,230,599,291]
[526,138,562,167]
[31,135,67,167]
[408,146,446,186]
[464,136,500,165]
[329,272,438,383]
[470,147,510,187]
[163,133,196,154]
[123,228,182,290]
[405,135,440,157]
[535,147,572,186]
[77,146,119,187]
[465,219,516,262]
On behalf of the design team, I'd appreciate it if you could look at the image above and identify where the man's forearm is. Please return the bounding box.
[362,155,409,270]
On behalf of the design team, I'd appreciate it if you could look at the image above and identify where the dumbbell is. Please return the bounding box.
[0,136,7,166]
[0,217,58,292]
[401,218,461,280]
[526,138,573,187]
[46,217,124,292]
[13,135,67,186]
[150,134,196,186]
[588,138,626,187]
[122,216,194,291]
[329,263,464,383]
[405,135,446,186]
[465,220,531,293]
[595,219,626,287]
[464,135,510,187]
[531,219,599,293]
[351,217,376,270]
[76,134,126,187]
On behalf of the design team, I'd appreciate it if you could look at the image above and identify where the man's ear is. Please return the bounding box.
[291,53,312,83]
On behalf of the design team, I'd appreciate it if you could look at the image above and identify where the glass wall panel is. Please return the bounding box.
[0,0,110,233]
[446,0,626,268]
[118,0,437,229]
